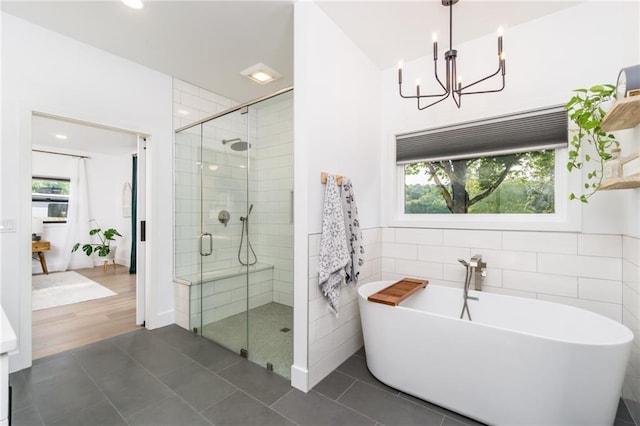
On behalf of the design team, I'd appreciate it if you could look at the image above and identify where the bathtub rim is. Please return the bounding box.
[358,280,634,347]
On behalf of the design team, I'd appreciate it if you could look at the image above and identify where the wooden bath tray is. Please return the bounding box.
[368,278,428,306]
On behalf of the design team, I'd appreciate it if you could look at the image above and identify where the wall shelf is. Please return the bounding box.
[601,96,640,132]
[599,173,640,190]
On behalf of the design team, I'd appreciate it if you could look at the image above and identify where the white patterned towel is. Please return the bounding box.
[318,174,349,314]
[341,177,364,286]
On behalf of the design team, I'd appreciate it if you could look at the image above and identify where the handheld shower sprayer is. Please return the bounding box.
[238,204,257,266]
[240,204,254,222]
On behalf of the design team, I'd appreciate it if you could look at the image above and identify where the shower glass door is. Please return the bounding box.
[197,107,250,356]
[175,89,293,379]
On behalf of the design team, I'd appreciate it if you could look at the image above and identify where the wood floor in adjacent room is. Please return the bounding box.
[32,265,140,360]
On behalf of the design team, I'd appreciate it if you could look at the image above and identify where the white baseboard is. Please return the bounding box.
[291,364,309,392]
[147,309,175,330]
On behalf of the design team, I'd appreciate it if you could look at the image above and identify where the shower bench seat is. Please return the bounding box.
[174,263,275,330]
[174,262,274,286]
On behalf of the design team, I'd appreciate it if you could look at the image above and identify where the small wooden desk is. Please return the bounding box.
[32,240,50,275]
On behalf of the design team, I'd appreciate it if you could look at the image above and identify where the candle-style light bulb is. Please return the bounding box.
[432,33,438,60]
[497,26,504,55]
[398,61,403,84]
[457,76,462,91]
[500,52,506,75]
[416,79,421,96]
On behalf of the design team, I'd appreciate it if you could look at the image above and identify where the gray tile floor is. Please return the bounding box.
[9,325,637,426]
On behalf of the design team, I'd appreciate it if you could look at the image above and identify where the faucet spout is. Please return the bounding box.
[470,254,486,291]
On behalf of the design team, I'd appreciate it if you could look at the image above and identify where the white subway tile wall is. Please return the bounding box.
[307,227,381,388]
[189,268,274,326]
[382,229,624,320]
[173,80,293,335]
[252,93,294,307]
[623,236,640,405]
[173,79,238,131]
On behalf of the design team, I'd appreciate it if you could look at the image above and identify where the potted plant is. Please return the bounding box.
[565,84,619,202]
[72,219,122,258]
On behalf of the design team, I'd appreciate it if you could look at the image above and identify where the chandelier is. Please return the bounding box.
[398,0,506,110]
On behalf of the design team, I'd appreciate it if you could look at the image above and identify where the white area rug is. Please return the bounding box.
[32,271,117,311]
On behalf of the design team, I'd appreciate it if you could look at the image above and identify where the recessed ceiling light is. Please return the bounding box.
[240,63,281,85]
[121,0,144,10]
[55,134,67,140]
[208,164,219,171]
[177,109,191,116]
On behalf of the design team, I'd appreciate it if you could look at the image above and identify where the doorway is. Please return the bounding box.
[30,112,147,359]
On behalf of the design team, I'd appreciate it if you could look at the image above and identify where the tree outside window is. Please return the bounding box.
[404,150,555,214]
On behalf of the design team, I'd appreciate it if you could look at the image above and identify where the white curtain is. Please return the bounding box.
[60,158,93,271]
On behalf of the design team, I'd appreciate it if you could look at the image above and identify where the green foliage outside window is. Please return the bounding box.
[405,150,555,214]
[32,177,70,195]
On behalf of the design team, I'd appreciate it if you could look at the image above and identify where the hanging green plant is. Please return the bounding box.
[565,84,619,202]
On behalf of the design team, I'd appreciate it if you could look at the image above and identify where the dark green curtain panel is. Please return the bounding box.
[129,155,137,274]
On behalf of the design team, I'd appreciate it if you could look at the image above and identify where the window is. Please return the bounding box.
[32,177,70,223]
[404,150,555,214]
[397,106,567,216]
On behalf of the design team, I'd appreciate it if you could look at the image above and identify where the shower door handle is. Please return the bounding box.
[200,232,213,256]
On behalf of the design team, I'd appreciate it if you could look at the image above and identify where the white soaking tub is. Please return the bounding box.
[357,280,633,426]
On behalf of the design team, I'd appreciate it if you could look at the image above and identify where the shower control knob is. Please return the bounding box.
[218,210,230,227]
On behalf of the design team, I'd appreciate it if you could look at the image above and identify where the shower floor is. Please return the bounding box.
[202,302,293,379]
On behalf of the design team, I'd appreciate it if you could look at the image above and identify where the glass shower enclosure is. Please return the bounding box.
[174,89,293,378]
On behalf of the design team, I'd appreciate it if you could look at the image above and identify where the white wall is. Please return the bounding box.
[1,12,174,372]
[31,150,133,273]
[293,1,382,390]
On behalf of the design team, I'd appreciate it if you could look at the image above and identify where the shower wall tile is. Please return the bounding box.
[254,93,294,307]
[173,78,239,131]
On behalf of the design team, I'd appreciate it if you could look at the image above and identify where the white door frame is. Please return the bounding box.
[26,111,150,359]
[136,136,147,325]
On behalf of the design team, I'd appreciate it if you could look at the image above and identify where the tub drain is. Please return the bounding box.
[280,327,291,333]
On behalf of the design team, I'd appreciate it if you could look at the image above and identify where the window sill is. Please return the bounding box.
[389,213,581,232]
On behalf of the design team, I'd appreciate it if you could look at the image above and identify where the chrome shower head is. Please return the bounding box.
[222,138,250,151]
[458,258,469,267]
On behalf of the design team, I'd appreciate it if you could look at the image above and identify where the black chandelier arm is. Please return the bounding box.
[433,57,448,93]
[399,82,449,100]
[417,90,451,111]
[459,73,505,96]
[457,59,505,93]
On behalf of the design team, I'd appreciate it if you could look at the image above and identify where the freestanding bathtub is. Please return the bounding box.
[358,280,633,426]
